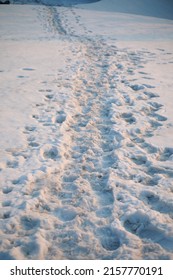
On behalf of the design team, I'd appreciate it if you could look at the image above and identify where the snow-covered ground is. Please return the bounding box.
[0,0,173,260]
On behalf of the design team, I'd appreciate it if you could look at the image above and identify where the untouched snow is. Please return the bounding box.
[0,0,173,260]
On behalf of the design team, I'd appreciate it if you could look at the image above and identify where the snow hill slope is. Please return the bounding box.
[11,0,173,20]
[78,0,173,20]
[0,1,173,259]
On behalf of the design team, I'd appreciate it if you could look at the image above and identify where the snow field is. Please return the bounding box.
[0,2,173,260]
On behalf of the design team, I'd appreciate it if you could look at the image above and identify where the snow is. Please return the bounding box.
[0,0,173,260]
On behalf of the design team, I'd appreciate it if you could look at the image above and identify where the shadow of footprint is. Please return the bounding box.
[6,161,18,169]
[149,120,163,129]
[121,112,136,124]
[25,125,36,132]
[130,84,145,91]
[152,113,167,122]
[2,200,11,207]
[22,68,35,71]
[124,211,173,251]
[21,241,40,258]
[41,145,59,160]
[159,148,173,161]
[96,226,120,251]
[0,252,15,260]
[21,216,40,230]
[2,187,13,194]
[140,142,158,154]
[147,165,173,178]
[141,190,173,216]
[130,154,148,166]
[53,111,66,124]
[144,92,159,99]
[148,101,163,111]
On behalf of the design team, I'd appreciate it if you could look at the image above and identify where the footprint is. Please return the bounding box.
[1,211,11,219]
[140,142,157,154]
[147,165,173,178]
[124,212,173,251]
[98,189,114,206]
[143,84,155,89]
[159,147,173,161]
[127,68,134,74]
[45,94,54,100]
[6,160,18,168]
[102,154,117,168]
[41,145,59,160]
[20,216,40,230]
[72,145,88,154]
[17,75,29,78]
[141,191,173,216]
[28,142,39,148]
[121,112,136,124]
[39,89,52,93]
[141,191,160,204]
[58,230,79,251]
[142,175,160,186]
[2,187,13,194]
[53,112,66,124]
[139,71,148,75]
[149,120,163,129]
[58,191,73,200]
[64,183,78,192]
[0,252,15,260]
[130,84,145,91]
[140,229,173,251]
[96,207,112,218]
[142,77,154,81]
[25,126,36,132]
[101,142,114,152]
[148,102,163,111]
[2,200,11,207]
[22,68,35,71]
[123,94,134,106]
[78,120,89,128]
[116,63,123,69]
[144,92,159,99]
[21,241,39,258]
[35,103,44,107]
[97,226,120,251]
[12,175,27,185]
[124,211,151,235]
[55,207,77,222]
[130,154,148,165]
[153,114,167,122]
[63,175,78,183]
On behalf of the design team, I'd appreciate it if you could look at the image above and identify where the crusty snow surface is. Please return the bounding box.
[0,0,173,260]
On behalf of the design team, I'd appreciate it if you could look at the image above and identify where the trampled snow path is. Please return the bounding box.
[1,5,173,260]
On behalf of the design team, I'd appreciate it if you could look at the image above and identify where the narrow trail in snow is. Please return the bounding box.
[38,7,173,259]
[1,5,173,260]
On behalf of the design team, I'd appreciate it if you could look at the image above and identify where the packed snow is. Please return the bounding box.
[0,0,173,260]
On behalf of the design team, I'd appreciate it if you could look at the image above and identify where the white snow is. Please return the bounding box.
[0,0,173,260]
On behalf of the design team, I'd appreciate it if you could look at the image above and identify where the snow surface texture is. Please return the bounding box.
[0,0,173,260]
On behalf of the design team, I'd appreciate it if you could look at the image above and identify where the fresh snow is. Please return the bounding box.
[0,0,173,260]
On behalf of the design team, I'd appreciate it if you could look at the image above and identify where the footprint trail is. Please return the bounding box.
[0,5,173,260]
